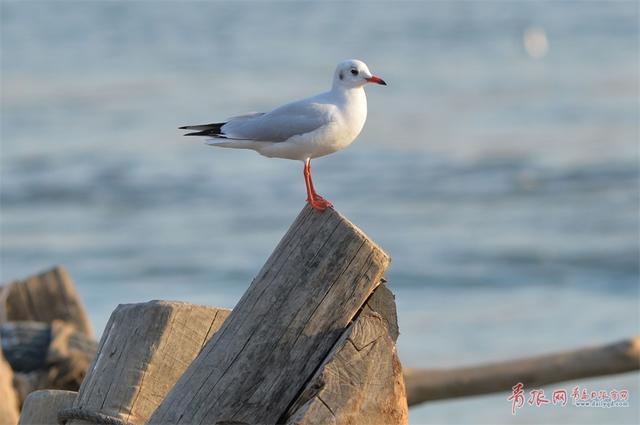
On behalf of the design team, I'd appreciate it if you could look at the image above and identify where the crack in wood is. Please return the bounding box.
[316,395,336,418]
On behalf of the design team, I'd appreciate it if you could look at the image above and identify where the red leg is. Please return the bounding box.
[304,159,333,211]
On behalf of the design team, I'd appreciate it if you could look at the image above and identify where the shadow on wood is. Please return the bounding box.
[285,285,408,425]
[3,321,97,407]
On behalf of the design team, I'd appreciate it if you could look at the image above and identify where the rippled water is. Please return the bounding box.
[1,2,638,424]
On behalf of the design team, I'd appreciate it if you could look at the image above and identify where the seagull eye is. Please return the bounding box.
[350,69,358,76]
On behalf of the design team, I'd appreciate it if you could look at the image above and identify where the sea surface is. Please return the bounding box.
[1,1,638,424]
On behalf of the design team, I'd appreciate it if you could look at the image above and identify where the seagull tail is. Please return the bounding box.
[179,122,227,137]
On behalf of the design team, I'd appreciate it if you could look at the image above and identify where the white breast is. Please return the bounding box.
[310,88,368,159]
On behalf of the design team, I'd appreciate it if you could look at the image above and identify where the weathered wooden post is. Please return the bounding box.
[1,267,98,408]
[2,321,97,401]
[65,301,230,425]
[0,266,93,338]
[17,390,77,425]
[148,205,403,425]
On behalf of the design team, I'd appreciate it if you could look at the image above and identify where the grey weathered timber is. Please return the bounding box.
[0,266,94,338]
[285,285,408,425]
[71,301,230,425]
[18,390,77,425]
[0,346,20,425]
[404,335,640,405]
[4,321,97,404]
[0,321,97,374]
[148,205,391,425]
[1,322,52,372]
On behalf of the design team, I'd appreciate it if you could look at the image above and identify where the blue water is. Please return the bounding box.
[1,2,638,424]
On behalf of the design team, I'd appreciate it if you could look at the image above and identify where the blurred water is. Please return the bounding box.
[1,1,639,424]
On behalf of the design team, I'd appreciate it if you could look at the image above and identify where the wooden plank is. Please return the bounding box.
[284,284,408,425]
[0,266,94,338]
[18,390,77,425]
[404,336,640,405]
[0,346,20,425]
[148,205,391,425]
[71,301,230,425]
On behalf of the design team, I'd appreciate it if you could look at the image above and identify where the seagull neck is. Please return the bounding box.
[331,85,364,99]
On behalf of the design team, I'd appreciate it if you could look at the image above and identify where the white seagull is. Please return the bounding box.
[180,59,387,211]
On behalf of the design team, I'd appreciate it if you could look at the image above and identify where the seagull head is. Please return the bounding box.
[333,59,387,90]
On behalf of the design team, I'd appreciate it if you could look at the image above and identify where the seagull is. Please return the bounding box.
[180,59,387,211]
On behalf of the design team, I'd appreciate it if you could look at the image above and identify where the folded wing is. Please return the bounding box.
[180,97,336,143]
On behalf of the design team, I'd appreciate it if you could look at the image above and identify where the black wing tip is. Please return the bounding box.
[182,131,227,137]
[178,122,226,137]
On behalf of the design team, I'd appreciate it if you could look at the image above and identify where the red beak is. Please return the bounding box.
[366,75,387,86]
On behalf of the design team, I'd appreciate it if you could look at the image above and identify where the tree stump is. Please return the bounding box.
[148,205,392,425]
[0,266,93,338]
[0,346,20,425]
[18,390,77,425]
[70,301,230,425]
[285,285,408,425]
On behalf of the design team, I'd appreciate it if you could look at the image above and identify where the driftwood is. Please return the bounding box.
[1,346,20,425]
[0,266,93,338]
[1,322,51,372]
[404,335,640,406]
[149,205,392,425]
[1,321,97,373]
[285,285,408,425]
[70,301,230,425]
[3,321,97,406]
[18,390,77,425]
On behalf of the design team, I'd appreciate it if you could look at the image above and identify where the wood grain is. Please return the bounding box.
[72,301,230,425]
[148,205,391,425]
[285,285,408,425]
[0,266,93,338]
[18,390,77,425]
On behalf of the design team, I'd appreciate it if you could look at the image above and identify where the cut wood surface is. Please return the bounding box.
[1,346,20,425]
[148,205,391,425]
[18,390,77,425]
[0,266,94,338]
[404,335,640,406]
[71,301,230,425]
[285,285,408,425]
